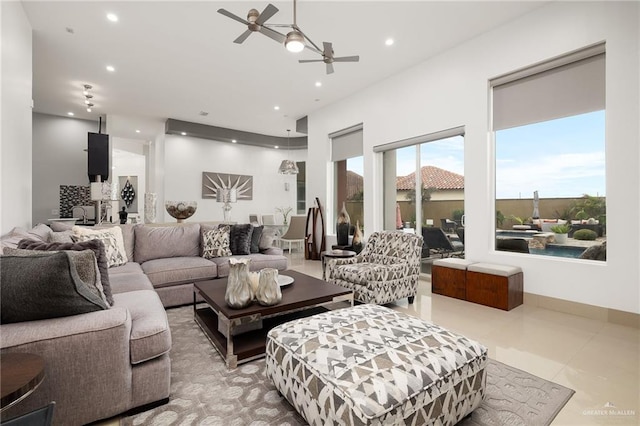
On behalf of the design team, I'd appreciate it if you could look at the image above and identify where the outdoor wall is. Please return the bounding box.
[31,113,99,224]
[1,2,32,234]
[163,135,306,224]
[307,2,640,313]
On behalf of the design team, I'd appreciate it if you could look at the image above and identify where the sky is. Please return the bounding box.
[347,110,605,200]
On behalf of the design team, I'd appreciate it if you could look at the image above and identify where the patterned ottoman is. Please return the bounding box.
[266,305,488,425]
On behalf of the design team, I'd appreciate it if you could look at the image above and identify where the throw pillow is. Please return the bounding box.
[202,227,232,259]
[259,227,277,250]
[72,226,127,268]
[250,225,264,254]
[17,238,114,306]
[50,230,74,243]
[1,251,109,324]
[229,224,253,255]
[5,247,109,307]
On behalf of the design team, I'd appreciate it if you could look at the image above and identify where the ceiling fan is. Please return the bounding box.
[217,1,359,74]
[217,4,285,44]
[299,42,360,75]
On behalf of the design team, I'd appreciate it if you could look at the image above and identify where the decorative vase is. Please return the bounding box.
[352,220,363,254]
[336,202,351,246]
[165,201,197,223]
[144,193,157,223]
[225,258,253,309]
[255,268,282,306]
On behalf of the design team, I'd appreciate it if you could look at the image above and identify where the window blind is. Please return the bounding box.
[330,126,363,162]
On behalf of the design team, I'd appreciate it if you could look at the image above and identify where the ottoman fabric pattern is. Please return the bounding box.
[266,305,487,426]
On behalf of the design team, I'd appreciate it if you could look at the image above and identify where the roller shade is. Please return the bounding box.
[373,126,465,153]
[331,128,363,162]
[493,50,605,131]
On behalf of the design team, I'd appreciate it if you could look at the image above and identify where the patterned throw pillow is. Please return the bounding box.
[72,226,127,268]
[202,227,232,259]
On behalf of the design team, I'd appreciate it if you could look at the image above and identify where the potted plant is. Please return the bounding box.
[550,223,571,244]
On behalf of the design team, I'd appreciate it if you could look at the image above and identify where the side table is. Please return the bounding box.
[1,353,45,412]
[321,249,356,280]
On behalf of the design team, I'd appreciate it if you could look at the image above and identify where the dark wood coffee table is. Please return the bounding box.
[1,353,45,412]
[194,270,353,368]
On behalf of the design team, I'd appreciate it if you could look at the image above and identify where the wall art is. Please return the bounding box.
[202,172,253,200]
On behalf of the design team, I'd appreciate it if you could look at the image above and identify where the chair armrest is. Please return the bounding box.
[326,255,362,280]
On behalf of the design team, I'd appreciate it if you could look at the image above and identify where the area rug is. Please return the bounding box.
[124,306,574,426]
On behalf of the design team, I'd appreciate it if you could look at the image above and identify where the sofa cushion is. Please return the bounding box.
[17,238,114,306]
[210,254,287,278]
[110,272,154,294]
[72,226,128,268]
[134,224,200,263]
[229,224,253,255]
[112,290,171,364]
[109,261,143,275]
[50,230,74,243]
[1,251,109,324]
[250,225,263,253]
[202,227,232,258]
[141,257,217,287]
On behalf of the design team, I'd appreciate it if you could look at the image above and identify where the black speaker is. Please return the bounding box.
[88,132,109,182]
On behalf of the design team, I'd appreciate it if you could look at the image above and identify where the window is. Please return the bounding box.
[331,126,364,231]
[492,45,606,261]
[296,161,306,214]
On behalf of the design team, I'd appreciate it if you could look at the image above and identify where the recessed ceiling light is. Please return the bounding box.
[231,139,237,143]
[67,112,74,116]
[385,38,394,46]
[181,132,187,136]
[274,146,279,149]
[86,107,92,112]
[106,13,118,22]
[135,130,141,133]
[315,81,322,87]
[106,65,115,72]
[274,106,280,111]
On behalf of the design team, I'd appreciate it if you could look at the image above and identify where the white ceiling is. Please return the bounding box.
[23,1,547,141]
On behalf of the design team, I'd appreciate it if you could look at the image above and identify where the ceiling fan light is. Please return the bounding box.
[285,31,305,53]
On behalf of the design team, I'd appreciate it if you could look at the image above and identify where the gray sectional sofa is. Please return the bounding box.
[0,222,287,425]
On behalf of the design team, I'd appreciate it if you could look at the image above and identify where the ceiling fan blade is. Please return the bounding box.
[260,26,286,44]
[217,8,249,25]
[256,4,278,25]
[326,63,335,74]
[333,56,360,63]
[322,42,333,57]
[299,59,325,63]
[234,29,252,44]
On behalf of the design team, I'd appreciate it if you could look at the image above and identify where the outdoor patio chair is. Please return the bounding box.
[440,218,458,233]
[423,227,460,258]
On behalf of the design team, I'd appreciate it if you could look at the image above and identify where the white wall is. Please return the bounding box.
[1,2,32,233]
[163,135,306,224]
[31,113,99,224]
[307,2,640,313]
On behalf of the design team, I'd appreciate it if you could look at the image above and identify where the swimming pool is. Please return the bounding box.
[530,245,586,258]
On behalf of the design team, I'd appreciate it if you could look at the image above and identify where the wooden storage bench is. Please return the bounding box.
[431,258,476,300]
[466,263,523,311]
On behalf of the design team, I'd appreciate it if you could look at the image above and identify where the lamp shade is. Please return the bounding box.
[278,159,299,175]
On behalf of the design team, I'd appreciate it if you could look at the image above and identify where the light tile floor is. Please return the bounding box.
[286,253,640,425]
[100,252,639,425]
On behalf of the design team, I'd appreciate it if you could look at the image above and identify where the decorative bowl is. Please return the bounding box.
[165,201,197,222]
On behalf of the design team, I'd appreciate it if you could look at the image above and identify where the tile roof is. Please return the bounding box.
[347,170,364,199]
[396,166,464,190]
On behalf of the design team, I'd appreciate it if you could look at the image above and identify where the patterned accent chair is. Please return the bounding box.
[326,231,423,304]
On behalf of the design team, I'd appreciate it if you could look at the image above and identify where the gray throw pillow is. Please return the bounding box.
[1,251,109,324]
[229,224,253,255]
[250,225,264,254]
[17,238,114,306]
